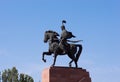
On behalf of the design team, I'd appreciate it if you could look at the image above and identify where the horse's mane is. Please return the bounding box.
[45,30,59,36]
[45,30,55,33]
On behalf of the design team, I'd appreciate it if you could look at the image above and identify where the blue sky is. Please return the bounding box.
[0,0,120,82]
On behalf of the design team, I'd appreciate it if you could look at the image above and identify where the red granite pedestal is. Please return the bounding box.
[42,66,91,82]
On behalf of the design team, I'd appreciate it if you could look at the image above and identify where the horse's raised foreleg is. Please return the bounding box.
[42,51,52,62]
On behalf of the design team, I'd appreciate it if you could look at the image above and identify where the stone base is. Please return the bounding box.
[42,66,91,82]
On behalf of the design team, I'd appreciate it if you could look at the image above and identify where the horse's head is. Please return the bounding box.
[44,30,59,43]
[44,31,50,43]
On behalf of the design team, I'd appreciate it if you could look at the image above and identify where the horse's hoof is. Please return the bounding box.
[75,65,78,68]
[42,59,46,62]
[69,64,72,67]
[51,65,54,67]
[44,60,46,62]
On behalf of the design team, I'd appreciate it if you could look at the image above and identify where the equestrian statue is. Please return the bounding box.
[42,20,83,68]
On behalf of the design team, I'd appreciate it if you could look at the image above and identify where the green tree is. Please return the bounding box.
[7,69,12,82]
[2,67,34,82]
[11,67,18,82]
[19,74,24,82]
[19,74,34,82]
[2,70,7,82]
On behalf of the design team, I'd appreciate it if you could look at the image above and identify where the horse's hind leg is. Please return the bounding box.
[75,60,78,68]
[69,60,73,67]
[42,52,52,62]
[69,59,78,68]
[68,53,76,67]
[69,58,78,68]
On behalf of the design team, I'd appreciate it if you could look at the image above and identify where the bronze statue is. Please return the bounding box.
[42,20,82,68]
[59,20,76,54]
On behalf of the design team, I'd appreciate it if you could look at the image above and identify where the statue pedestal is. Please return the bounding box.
[42,66,91,82]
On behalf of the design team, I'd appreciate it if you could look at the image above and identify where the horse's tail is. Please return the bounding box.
[75,44,82,62]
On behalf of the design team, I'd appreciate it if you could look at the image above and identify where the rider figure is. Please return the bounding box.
[59,20,76,54]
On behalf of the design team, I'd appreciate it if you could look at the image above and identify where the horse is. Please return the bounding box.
[42,30,82,68]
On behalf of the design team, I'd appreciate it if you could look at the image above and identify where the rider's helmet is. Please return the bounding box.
[62,20,66,24]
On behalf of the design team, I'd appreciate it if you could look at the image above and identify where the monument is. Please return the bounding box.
[42,20,91,82]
